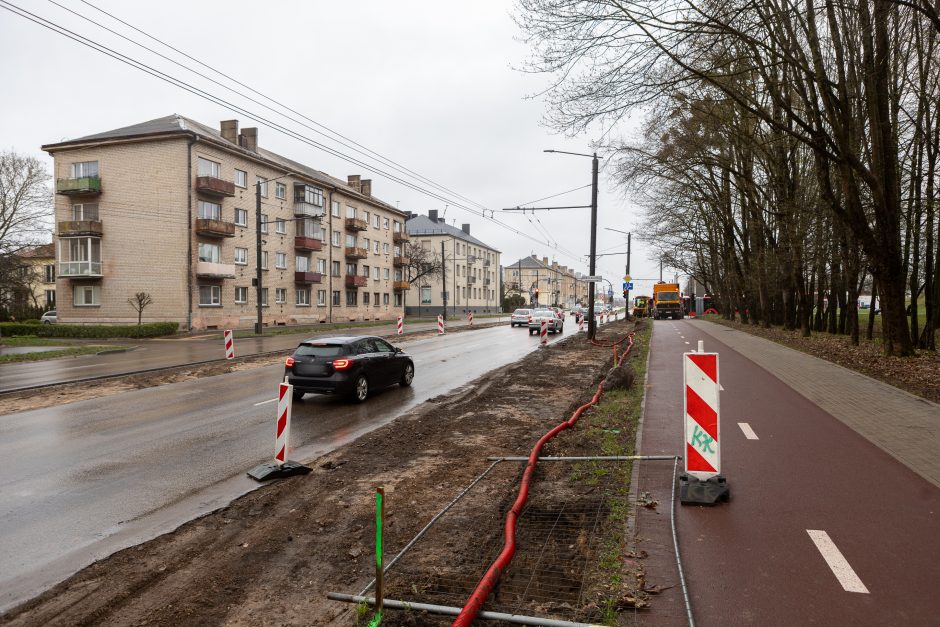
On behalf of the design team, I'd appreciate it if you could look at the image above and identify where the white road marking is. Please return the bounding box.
[806,530,869,594]
[684,341,690,345]
[737,422,758,439]
[719,384,725,391]
[253,398,278,406]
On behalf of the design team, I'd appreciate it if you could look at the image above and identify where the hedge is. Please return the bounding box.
[0,321,179,339]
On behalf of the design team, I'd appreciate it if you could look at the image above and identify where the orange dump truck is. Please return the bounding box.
[652,282,683,320]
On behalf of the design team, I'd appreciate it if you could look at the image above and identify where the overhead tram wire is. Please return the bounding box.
[53,0,491,216]
[1,2,593,270]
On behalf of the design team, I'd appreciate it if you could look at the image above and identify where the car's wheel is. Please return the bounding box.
[43,320,51,324]
[400,363,414,387]
[352,375,369,402]
[293,390,305,401]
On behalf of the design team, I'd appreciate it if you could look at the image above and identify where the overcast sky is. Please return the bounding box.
[0,0,680,297]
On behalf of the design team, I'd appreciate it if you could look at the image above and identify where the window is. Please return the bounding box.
[72,203,98,221]
[364,292,370,306]
[71,161,98,178]
[346,262,356,275]
[296,256,310,272]
[197,157,221,178]
[383,293,389,305]
[45,289,56,306]
[373,292,380,306]
[73,284,100,306]
[373,241,380,254]
[373,214,380,228]
[345,234,356,248]
[332,260,341,276]
[198,200,221,220]
[363,238,370,250]
[332,290,341,306]
[421,286,432,304]
[261,251,268,270]
[235,208,248,227]
[235,287,248,303]
[332,230,341,247]
[198,285,221,306]
[394,269,403,281]
[44,264,55,283]
[275,288,287,303]
[384,268,390,280]
[383,217,390,229]
[235,169,247,188]
[363,210,370,223]
[275,218,286,234]
[383,243,390,254]
[234,247,248,265]
[346,290,358,306]
[256,176,268,197]
[297,218,319,238]
[346,205,357,219]
[296,288,310,306]
[276,182,286,199]
[362,265,370,277]
[317,258,326,274]
[297,185,324,207]
[395,292,402,307]
[332,201,340,217]
[275,252,286,269]
[198,242,221,263]
[260,214,268,233]
[317,289,326,306]
[373,267,380,280]
[393,220,401,233]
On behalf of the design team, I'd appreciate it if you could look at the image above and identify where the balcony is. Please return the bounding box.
[195,176,235,197]
[58,260,102,278]
[345,246,369,259]
[56,176,101,196]
[483,259,491,266]
[393,256,410,267]
[294,271,323,284]
[196,218,236,238]
[467,276,477,284]
[293,202,324,218]
[345,218,368,231]
[393,230,409,243]
[345,275,367,288]
[294,236,323,251]
[196,261,236,278]
[483,278,491,286]
[58,220,103,237]
[393,280,411,291]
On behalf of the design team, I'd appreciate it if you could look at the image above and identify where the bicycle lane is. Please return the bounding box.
[636,319,940,625]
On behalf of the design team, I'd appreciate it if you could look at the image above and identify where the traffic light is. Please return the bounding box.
[623,289,628,298]
[534,288,540,298]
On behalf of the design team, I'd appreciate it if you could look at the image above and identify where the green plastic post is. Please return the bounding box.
[369,487,385,626]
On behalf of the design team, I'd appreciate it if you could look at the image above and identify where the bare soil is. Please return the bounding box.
[2,321,649,627]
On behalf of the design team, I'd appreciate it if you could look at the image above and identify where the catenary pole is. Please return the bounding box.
[255,180,263,334]
[588,153,598,339]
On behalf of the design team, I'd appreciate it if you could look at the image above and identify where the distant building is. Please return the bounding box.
[404,210,501,316]
[42,115,409,329]
[2,244,56,313]
[503,255,586,308]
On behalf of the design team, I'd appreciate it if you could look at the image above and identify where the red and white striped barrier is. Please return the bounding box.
[224,329,235,360]
[578,316,584,332]
[397,315,403,335]
[468,312,473,326]
[274,382,292,466]
[540,319,548,346]
[438,314,445,335]
[684,349,720,480]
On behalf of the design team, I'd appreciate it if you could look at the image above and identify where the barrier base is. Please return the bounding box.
[247,460,312,482]
[679,474,729,505]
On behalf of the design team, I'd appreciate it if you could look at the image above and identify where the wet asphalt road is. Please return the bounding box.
[0,319,584,612]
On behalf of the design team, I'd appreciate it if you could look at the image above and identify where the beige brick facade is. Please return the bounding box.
[503,255,588,308]
[43,116,409,330]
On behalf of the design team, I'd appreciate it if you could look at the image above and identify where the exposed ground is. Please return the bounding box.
[2,320,654,627]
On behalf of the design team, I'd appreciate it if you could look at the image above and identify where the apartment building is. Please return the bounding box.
[503,255,587,308]
[2,244,56,312]
[42,115,409,329]
[403,210,501,316]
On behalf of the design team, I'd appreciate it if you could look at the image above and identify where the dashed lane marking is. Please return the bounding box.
[737,422,758,439]
[806,530,869,593]
[684,341,690,345]
[719,383,724,391]
[254,397,278,406]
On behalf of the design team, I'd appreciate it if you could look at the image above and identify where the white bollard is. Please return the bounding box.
[224,329,235,360]
[540,319,548,346]
[438,314,445,335]
[397,315,403,335]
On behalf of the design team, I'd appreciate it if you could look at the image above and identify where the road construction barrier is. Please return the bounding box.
[275,382,292,466]
[397,315,403,335]
[224,329,235,360]
[683,348,720,480]
[438,315,445,335]
[578,316,584,332]
[468,312,473,326]
[540,319,547,346]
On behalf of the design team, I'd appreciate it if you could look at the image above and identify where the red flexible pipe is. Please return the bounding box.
[452,333,635,626]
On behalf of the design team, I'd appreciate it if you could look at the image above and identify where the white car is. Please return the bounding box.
[40,310,57,324]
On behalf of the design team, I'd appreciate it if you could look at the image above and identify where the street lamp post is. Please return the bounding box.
[605,227,631,312]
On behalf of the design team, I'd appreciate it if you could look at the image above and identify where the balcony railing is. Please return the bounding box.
[345,246,369,259]
[294,236,323,251]
[293,202,325,218]
[58,260,102,277]
[393,256,410,267]
[483,278,491,285]
[483,259,491,266]
[467,276,477,284]
[195,176,235,197]
[393,230,409,242]
[196,261,236,278]
[58,220,103,237]
[56,176,101,195]
[345,218,368,231]
[195,218,236,238]
[345,275,367,288]
[294,271,323,284]
[393,280,411,291]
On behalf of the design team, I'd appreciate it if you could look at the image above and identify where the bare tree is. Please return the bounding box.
[127,292,153,325]
[399,242,445,312]
[0,150,52,257]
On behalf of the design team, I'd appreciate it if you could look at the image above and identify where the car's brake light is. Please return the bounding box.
[285,356,295,368]
[332,358,353,370]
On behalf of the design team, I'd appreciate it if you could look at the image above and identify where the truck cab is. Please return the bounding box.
[652,282,683,320]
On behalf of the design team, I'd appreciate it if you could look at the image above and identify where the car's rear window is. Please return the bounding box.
[513,309,531,315]
[295,343,346,357]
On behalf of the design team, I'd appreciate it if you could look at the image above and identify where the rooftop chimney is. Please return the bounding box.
[239,127,258,152]
[360,179,372,196]
[428,209,439,222]
[461,223,470,234]
[347,175,361,192]
[220,120,238,144]
[543,257,549,265]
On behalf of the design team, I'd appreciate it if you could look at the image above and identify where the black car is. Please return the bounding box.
[285,336,414,402]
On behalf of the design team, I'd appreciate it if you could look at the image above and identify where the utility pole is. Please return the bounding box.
[588,153,598,339]
[255,180,263,334]
[441,240,447,317]
[626,232,631,307]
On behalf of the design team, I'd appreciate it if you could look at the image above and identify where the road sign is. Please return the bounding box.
[583,275,603,282]
[626,282,634,290]
[624,275,631,282]
[683,351,720,480]
[607,289,614,299]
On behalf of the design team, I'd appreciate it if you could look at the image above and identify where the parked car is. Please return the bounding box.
[528,308,564,335]
[510,308,533,327]
[40,310,57,324]
[284,335,414,403]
